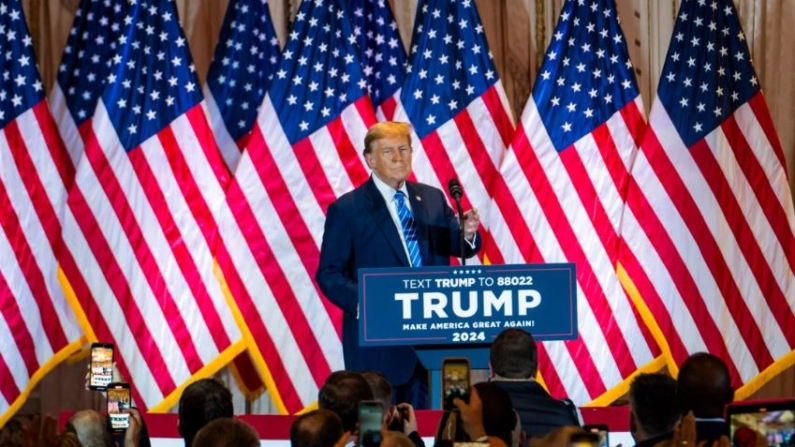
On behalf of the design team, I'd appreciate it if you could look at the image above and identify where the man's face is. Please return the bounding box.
[366,136,412,189]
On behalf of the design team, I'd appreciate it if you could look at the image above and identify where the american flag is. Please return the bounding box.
[58,0,245,411]
[49,0,125,165]
[395,0,515,266]
[217,0,374,413]
[203,0,281,171]
[347,0,406,120]
[0,0,83,425]
[617,0,795,396]
[488,0,661,404]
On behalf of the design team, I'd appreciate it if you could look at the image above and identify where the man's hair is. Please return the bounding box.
[361,370,392,411]
[192,418,259,447]
[475,381,516,447]
[178,378,234,447]
[628,373,679,439]
[490,328,538,379]
[318,371,374,432]
[676,352,734,418]
[363,122,412,155]
[290,409,345,447]
[67,410,114,447]
[382,431,415,447]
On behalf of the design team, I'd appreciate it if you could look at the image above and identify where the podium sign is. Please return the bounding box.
[359,263,577,347]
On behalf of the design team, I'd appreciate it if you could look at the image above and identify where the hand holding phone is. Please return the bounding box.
[88,343,115,390]
[358,401,384,447]
[442,358,470,411]
[107,382,131,432]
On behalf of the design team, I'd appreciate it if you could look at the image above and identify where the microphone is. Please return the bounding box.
[448,178,463,202]
[447,178,466,266]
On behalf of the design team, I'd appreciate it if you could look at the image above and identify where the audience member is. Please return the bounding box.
[451,382,521,447]
[191,418,259,447]
[65,410,114,447]
[290,410,346,447]
[318,371,374,435]
[361,370,424,447]
[177,378,234,447]
[676,353,734,444]
[58,432,83,447]
[381,431,416,447]
[628,373,679,447]
[489,329,579,440]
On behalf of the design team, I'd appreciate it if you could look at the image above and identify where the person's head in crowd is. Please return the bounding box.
[191,418,259,447]
[381,431,415,447]
[178,378,234,447]
[290,409,345,447]
[58,432,83,447]
[475,382,519,447]
[528,426,586,447]
[318,371,374,433]
[490,329,537,380]
[361,371,393,420]
[628,373,679,442]
[676,353,734,418]
[65,410,114,447]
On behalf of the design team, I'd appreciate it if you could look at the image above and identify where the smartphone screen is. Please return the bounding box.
[89,343,114,390]
[358,401,384,447]
[726,400,795,447]
[107,383,131,432]
[583,425,609,447]
[442,357,470,411]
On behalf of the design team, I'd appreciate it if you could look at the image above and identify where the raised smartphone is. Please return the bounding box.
[442,357,470,411]
[88,343,114,390]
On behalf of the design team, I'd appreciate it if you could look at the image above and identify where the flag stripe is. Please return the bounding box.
[0,266,38,378]
[84,131,205,377]
[479,84,515,149]
[623,127,746,379]
[31,103,76,188]
[518,118,642,381]
[1,120,68,352]
[655,135,772,371]
[714,117,795,338]
[62,198,172,405]
[500,127,606,397]
[219,182,306,411]
[450,106,505,265]
[243,127,340,359]
[70,125,178,395]
[728,101,795,272]
[130,131,231,355]
[326,114,370,188]
[0,342,22,405]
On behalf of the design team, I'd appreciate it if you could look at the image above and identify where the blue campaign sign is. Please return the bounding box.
[358,263,577,347]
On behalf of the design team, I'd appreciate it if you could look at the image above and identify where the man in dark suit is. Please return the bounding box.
[489,329,580,442]
[316,121,481,407]
[676,352,734,445]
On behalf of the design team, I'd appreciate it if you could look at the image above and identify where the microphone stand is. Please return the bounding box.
[453,196,466,266]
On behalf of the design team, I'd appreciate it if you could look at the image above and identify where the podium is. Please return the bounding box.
[358,263,577,409]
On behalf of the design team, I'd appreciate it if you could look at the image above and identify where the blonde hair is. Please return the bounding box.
[363,121,412,155]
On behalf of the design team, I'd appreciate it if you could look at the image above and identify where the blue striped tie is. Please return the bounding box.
[394,191,422,267]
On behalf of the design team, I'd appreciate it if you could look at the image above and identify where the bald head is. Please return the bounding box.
[67,410,113,447]
[676,352,734,418]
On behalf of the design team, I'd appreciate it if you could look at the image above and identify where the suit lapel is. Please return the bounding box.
[364,178,410,266]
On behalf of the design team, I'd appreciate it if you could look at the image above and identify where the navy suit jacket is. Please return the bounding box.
[316,177,481,386]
